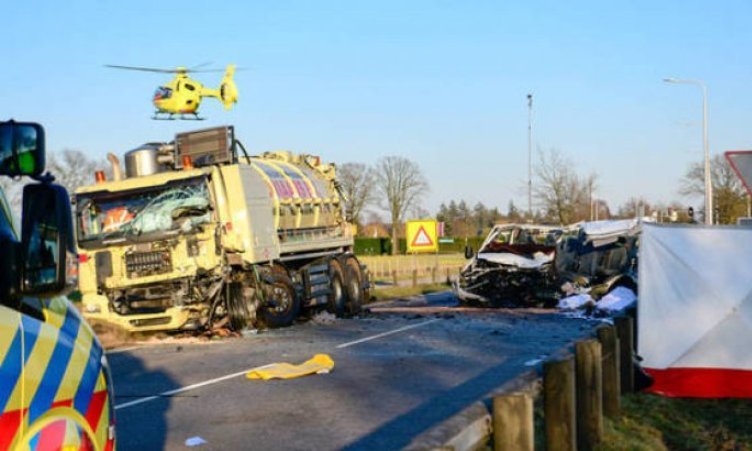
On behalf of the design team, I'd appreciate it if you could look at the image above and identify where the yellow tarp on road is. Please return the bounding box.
[246,354,335,380]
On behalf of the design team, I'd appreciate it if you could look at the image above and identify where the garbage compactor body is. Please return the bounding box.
[76,127,368,332]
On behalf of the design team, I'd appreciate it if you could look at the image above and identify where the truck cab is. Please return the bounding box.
[0,121,115,450]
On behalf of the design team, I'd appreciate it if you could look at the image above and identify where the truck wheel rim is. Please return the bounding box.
[271,286,292,313]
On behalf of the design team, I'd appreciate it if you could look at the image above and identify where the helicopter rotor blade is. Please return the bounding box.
[186,67,249,73]
[104,64,180,73]
[190,62,214,70]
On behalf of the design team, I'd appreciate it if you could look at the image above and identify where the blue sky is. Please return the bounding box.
[2,0,751,216]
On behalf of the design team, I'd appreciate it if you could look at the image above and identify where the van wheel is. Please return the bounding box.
[326,259,347,317]
[343,256,364,316]
[260,271,299,328]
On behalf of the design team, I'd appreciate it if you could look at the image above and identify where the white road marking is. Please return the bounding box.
[115,364,275,410]
[115,318,442,410]
[107,346,143,355]
[335,318,441,349]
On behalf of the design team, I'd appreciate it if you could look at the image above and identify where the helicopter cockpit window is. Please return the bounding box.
[184,83,196,91]
[153,87,173,100]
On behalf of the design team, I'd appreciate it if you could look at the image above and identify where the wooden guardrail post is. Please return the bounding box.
[493,392,533,451]
[597,325,621,418]
[392,270,398,286]
[614,316,635,394]
[575,339,603,451]
[412,269,418,287]
[543,353,576,451]
[431,266,437,283]
[446,267,451,284]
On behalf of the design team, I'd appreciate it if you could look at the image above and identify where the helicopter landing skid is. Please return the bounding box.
[151,113,205,121]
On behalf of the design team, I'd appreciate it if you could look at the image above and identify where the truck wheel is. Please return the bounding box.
[227,281,252,331]
[260,271,300,328]
[343,256,364,316]
[326,259,347,317]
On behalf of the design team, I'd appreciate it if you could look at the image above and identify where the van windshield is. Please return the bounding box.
[76,177,212,245]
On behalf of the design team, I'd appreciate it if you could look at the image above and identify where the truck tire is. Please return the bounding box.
[343,256,364,316]
[260,271,300,328]
[227,281,252,331]
[326,259,347,317]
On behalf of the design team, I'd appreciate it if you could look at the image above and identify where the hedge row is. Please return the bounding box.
[353,236,486,256]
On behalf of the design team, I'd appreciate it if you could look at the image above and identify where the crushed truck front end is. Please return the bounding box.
[77,169,226,332]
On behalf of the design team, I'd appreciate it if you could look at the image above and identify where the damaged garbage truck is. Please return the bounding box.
[77,126,367,333]
[455,220,640,308]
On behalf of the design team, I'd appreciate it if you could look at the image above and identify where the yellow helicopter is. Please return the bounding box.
[105,63,239,120]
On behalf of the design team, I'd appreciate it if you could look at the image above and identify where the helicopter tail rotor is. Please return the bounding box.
[219,64,238,110]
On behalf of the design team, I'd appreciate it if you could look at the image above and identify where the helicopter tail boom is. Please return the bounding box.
[200,64,238,110]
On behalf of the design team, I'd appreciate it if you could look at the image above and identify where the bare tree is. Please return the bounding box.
[337,162,375,227]
[0,149,107,228]
[0,177,25,222]
[48,149,106,193]
[534,149,592,225]
[373,156,429,254]
[680,154,749,224]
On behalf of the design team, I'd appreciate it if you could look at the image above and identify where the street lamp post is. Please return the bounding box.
[663,77,713,225]
[527,93,533,219]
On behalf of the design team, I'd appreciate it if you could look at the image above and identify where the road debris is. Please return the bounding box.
[594,286,636,313]
[309,310,337,325]
[246,354,335,380]
[185,436,208,447]
[557,293,595,310]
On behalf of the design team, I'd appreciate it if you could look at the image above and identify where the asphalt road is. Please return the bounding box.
[108,291,598,450]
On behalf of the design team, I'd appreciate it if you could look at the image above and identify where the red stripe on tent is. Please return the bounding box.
[85,390,108,431]
[645,367,752,398]
[0,409,23,450]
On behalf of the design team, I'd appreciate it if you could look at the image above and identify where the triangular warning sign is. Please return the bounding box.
[411,225,434,247]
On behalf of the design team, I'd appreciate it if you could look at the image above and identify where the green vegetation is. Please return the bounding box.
[599,393,752,450]
[369,283,449,302]
[354,236,486,255]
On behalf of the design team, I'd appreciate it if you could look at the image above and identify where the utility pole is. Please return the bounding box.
[527,93,533,220]
[663,78,713,225]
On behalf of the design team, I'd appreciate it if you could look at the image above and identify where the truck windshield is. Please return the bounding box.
[76,177,212,244]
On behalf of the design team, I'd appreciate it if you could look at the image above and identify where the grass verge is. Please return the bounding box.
[369,283,450,302]
[599,393,752,450]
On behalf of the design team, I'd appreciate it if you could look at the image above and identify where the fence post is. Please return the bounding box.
[544,353,576,451]
[392,270,398,287]
[493,392,533,451]
[412,269,418,287]
[575,339,603,451]
[431,266,437,283]
[597,325,621,418]
[446,267,451,284]
[614,316,635,394]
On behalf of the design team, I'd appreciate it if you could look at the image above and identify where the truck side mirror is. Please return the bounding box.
[0,121,45,177]
[464,244,475,260]
[20,183,76,295]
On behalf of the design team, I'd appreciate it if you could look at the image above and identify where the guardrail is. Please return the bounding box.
[405,316,636,450]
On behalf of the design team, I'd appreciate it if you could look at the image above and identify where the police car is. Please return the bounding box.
[0,121,116,450]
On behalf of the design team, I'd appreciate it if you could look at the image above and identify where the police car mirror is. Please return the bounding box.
[20,183,75,295]
[0,121,46,177]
